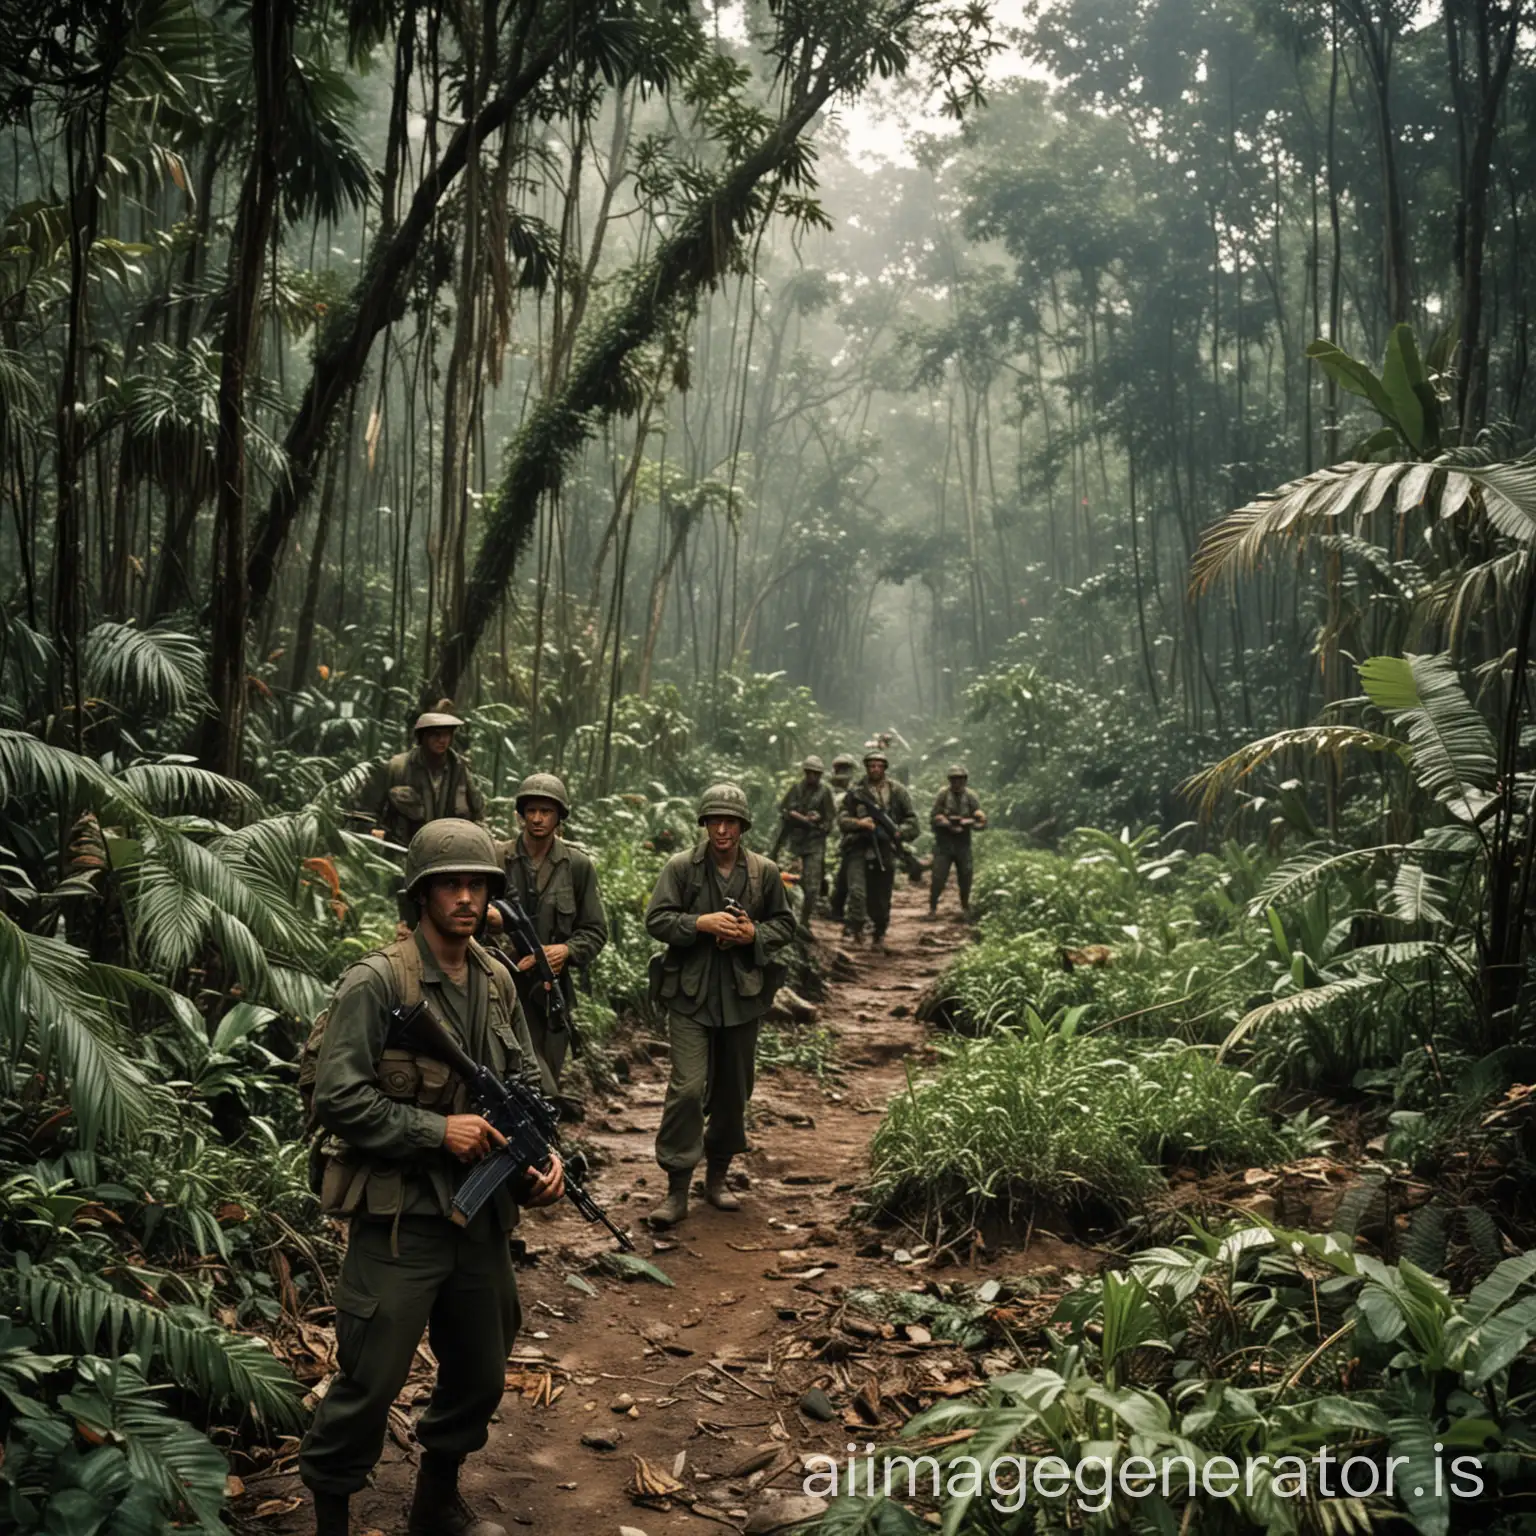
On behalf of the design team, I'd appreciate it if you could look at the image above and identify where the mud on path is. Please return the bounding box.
[254,883,1098,1535]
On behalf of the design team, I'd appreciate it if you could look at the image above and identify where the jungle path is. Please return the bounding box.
[256,883,1097,1536]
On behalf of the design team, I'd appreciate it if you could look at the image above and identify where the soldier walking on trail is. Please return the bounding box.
[826,753,857,923]
[299,821,564,1536]
[643,785,796,1229]
[774,756,836,928]
[839,748,919,953]
[366,703,486,848]
[486,774,607,1090]
[928,765,987,919]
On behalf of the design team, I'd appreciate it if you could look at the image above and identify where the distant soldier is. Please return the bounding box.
[826,753,857,924]
[866,734,926,885]
[643,784,796,1227]
[366,703,486,848]
[928,765,986,919]
[772,756,836,928]
[299,820,563,1536]
[487,774,608,1090]
[839,748,919,952]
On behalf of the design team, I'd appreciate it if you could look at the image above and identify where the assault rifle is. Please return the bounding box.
[490,895,585,1059]
[846,785,905,872]
[387,1001,633,1250]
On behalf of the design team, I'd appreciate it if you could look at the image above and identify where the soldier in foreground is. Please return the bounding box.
[300,821,563,1536]
[773,755,836,929]
[643,784,796,1228]
[487,773,608,1089]
[928,764,987,918]
[839,747,918,953]
[826,753,857,923]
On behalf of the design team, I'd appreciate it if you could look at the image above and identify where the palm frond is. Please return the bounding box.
[1336,940,1476,981]
[1183,725,1405,819]
[1384,863,1451,925]
[0,729,138,821]
[1456,460,1536,546]
[1358,653,1497,802]
[1217,975,1386,1061]
[1250,844,1406,912]
[13,1261,305,1430]
[118,761,258,817]
[0,913,154,1145]
[82,622,210,717]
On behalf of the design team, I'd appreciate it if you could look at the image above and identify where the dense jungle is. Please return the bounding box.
[4,0,1536,1532]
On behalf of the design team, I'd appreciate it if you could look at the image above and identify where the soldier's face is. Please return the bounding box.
[705,816,744,856]
[949,776,966,791]
[803,770,822,788]
[521,798,561,840]
[420,727,455,758]
[422,874,489,937]
[866,760,886,783]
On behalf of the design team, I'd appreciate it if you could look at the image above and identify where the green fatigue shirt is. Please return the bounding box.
[839,776,919,863]
[366,744,486,846]
[311,930,543,1234]
[931,786,983,856]
[499,833,608,1021]
[777,779,837,855]
[644,843,797,1029]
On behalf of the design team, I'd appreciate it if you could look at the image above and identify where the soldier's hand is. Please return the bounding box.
[443,1114,508,1162]
[545,943,570,976]
[696,911,734,938]
[485,904,504,933]
[524,1151,565,1206]
[728,913,756,945]
[856,817,876,832]
[515,954,538,972]
[371,828,387,840]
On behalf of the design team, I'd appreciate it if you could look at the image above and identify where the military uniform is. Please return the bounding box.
[500,833,607,1085]
[300,824,540,1536]
[930,770,984,914]
[826,755,856,922]
[839,765,918,945]
[645,786,796,1225]
[776,758,835,925]
[369,742,485,846]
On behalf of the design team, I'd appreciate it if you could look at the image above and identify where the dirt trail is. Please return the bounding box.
[257,883,1096,1535]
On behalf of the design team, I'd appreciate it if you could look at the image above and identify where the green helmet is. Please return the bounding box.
[414,709,464,733]
[801,755,825,773]
[947,764,969,779]
[831,753,856,772]
[863,747,888,766]
[697,782,752,829]
[404,820,506,898]
[516,772,570,819]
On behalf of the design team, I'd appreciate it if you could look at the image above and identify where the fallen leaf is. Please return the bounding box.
[254,1499,303,1519]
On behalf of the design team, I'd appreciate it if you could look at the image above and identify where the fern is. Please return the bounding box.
[1333,1173,1387,1241]
[1182,725,1405,817]
[1217,974,1384,1060]
[1250,844,1406,911]
[13,1258,306,1431]
[1402,1203,1451,1275]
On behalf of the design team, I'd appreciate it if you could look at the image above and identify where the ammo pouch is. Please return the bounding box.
[388,783,426,820]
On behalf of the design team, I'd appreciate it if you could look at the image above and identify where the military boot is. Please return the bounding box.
[704,1158,741,1211]
[312,1492,349,1536]
[407,1454,505,1536]
[647,1170,691,1228]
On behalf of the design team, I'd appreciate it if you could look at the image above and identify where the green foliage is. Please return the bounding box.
[867,1032,1285,1226]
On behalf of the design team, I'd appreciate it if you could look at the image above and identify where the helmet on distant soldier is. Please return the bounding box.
[516,772,571,818]
[404,820,506,898]
[831,753,856,771]
[414,698,465,735]
[947,764,968,779]
[801,755,825,773]
[863,748,889,766]
[697,783,752,829]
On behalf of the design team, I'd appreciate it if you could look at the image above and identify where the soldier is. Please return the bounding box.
[839,748,918,953]
[773,756,836,928]
[366,704,486,849]
[928,765,987,919]
[486,773,608,1090]
[866,734,926,885]
[299,821,564,1536]
[826,753,857,923]
[643,784,796,1228]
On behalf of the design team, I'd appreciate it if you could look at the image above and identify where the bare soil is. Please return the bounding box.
[249,882,1101,1536]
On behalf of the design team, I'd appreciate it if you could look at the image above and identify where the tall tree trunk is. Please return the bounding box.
[205,0,292,776]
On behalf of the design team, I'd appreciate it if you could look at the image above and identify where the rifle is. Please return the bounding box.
[490,894,585,1059]
[387,1000,633,1250]
[847,785,904,871]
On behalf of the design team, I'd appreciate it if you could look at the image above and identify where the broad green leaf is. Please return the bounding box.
[1382,325,1427,450]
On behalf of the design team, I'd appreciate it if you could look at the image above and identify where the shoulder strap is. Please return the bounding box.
[388,750,411,781]
[380,939,422,1007]
[741,848,766,912]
